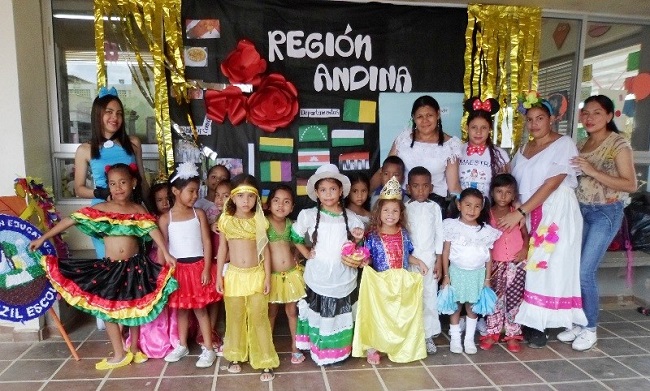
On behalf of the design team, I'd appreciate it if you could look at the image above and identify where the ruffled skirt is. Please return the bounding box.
[41,254,177,326]
[168,259,221,309]
[269,265,306,303]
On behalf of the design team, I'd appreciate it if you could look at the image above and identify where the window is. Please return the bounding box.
[47,0,159,199]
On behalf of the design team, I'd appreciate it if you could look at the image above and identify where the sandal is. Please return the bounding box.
[637,307,650,316]
[366,349,380,365]
[132,351,149,364]
[226,361,241,373]
[260,368,275,382]
[95,351,133,370]
[290,352,305,364]
[479,334,499,351]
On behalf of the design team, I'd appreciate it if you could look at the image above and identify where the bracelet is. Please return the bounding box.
[516,207,526,217]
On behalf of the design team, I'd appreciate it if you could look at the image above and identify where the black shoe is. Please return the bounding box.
[527,329,548,349]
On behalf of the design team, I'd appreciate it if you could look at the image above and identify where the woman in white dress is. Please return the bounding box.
[498,93,587,348]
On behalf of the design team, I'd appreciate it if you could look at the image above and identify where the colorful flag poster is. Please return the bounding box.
[343,99,377,123]
[259,137,294,153]
[261,189,270,205]
[331,129,364,147]
[296,178,308,196]
[298,124,328,142]
[260,161,292,182]
[298,149,330,170]
[338,151,370,171]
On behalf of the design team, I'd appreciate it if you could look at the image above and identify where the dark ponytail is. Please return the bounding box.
[311,199,322,247]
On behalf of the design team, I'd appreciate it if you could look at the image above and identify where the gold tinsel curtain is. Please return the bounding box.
[464,4,541,152]
[94,0,187,175]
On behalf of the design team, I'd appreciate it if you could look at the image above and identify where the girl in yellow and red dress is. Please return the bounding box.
[30,163,178,370]
[352,176,428,365]
[158,162,221,368]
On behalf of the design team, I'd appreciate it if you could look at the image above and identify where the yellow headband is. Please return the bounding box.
[230,185,259,197]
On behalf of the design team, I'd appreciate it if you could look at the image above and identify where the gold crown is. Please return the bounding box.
[379,176,402,200]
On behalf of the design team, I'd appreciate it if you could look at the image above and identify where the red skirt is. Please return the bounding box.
[168,259,221,309]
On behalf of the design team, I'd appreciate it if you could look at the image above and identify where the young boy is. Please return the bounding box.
[405,166,443,354]
[370,156,407,209]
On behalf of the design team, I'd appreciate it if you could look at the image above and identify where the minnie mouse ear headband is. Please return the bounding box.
[306,163,351,202]
[104,162,138,174]
[464,97,500,115]
[98,86,118,98]
[517,91,554,115]
[170,161,200,183]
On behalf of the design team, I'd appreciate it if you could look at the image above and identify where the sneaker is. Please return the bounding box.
[527,329,548,349]
[476,318,488,336]
[557,325,582,343]
[571,329,597,351]
[164,345,189,362]
[196,346,217,368]
[425,337,437,354]
[464,340,478,355]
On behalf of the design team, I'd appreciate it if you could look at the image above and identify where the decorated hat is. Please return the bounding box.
[379,176,402,200]
[306,163,351,202]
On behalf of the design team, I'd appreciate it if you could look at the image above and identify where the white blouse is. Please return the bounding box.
[510,136,579,204]
[292,208,363,298]
[443,218,501,270]
[393,129,462,197]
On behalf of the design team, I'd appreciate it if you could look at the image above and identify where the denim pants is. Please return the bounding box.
[579,202,624,328]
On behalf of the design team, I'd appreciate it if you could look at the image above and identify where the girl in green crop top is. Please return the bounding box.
[265,185,307,364]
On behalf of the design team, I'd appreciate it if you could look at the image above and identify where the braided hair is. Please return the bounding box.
[410,95,444,148]
[310,178,354,247]
[463,97,507,179]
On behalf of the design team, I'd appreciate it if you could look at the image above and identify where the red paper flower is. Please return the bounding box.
[204,86,247,126]
[247,73,299,133]
[220,39,267,86]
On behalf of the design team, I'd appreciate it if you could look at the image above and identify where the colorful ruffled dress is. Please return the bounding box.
[352,229,426,363]
[40,207,178,326]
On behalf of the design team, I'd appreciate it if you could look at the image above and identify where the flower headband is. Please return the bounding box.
[170,161,199,182]
[517,91,553,115]
[104,162,138,174]
[98,86,118,99]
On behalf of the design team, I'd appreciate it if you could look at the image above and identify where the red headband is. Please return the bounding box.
[104,163,138,174]
[472,98,492,113]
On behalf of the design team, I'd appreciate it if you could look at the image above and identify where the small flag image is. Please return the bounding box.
[298,124,328,142]
[343,99,376,123]
[296,178,308,196]
[338,151,370,171]
[331,129,364,147]
[259,137,294,154]
[261,189,271,205]
[298,149,330,170]
[260,161,292,182]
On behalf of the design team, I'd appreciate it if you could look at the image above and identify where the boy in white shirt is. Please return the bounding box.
[405,166,443,354]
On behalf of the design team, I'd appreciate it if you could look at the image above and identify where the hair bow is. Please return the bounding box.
[98,86,118,98]
[472,98,492,113]
[104,163,138,174]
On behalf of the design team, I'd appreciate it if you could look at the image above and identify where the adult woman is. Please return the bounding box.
[371,95,462,208]
[498,93,587,348]
[74,87,149,258]
[558,95,637,351]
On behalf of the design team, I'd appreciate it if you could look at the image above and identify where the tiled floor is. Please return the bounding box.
[1,308,650,390]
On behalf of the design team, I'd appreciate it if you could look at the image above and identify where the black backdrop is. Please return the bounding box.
[172,0,467,213]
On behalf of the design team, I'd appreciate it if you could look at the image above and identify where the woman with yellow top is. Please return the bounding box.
[216,174,279,382]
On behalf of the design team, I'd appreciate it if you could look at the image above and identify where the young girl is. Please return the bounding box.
[458,97,509,197]
[292,164,365,366]
[159,162,220,368]
[442,188,501,354]
[345,172,372,229]
[29,163,177,370]
[352,176,428,365]
[480,174,529,353]
[127,181,180,359]
[266,185,307,364]
[216,174,279,382]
